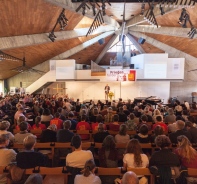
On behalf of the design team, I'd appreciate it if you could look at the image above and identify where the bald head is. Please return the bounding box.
[122,171,139,184]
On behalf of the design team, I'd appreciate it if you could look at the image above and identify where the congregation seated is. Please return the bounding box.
[125,113,137,131]
[164,108,176,124]
[118,107,127,122]
[123,105,130,116]
[185,121,197,143]
[66,135,93,168]
[115,124,130,144]
[136,115,151,131]
[76,115,91,140]
[94,123,109,143]
[50,112,63,130]
[15,115,32,131]
[169,120,192,144]
[67,111,78,130]
[134,124,150,143]
[152,109,162,123]
[74,159,101,184]
[15,121,35,144]
[32,116,46,131]
[41,108,53,125]
[40,124,57,143]
[104,107,114,124]
[150,125,164,143]
[91,114,106,131]
[0,120,14,142]
[122,171,139,184]
[89,107,99,123]
[149,135,180,184]
[108,114,120,131]
[152,115,168,132]
[16,135,47,169]
[0,134,17,184]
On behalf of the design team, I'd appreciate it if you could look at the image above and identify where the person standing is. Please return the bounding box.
[104,84,110,100]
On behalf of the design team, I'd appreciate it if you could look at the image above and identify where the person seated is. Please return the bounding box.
[169,120,192,144]
[16,135,47,169]
[74,159,101,184]
[92,114,106,131]
[89,108,99,123]
[185,121,197,143]
[123,139,149,170]
[98,135,118,184]
[108,114,120,131]
[14,106,27,126]
[16,115,32,131]
[115,124,130,143]
[134,124,150,143]
[76,115,91,140]
[15,121,35,144]
[175,101,183,116]
[152,109,162,123]
[104,107,114,124]
[125,113,137,131]
[0,134,17,184]
[94,123,109,143]
[66,135,93,168]
[152,115,168,132]
[40,124,57,143]
[174,135,197,184]
[121,171,139,184]
[164,108,176,124]
[50,112,63,130]
[57,120,74,142]
[100,105,108,117]
[118,107,127,122]
[123,105,130,116]
[143,107,153,122]
[0,120,14,142]
[150,125,164,143]
[136,115,151,131]
[41,108,53,125]
[67,112,78,130]
[32,116,46,130]
[149,135,180,184]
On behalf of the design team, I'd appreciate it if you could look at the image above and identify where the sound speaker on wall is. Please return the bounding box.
[98,38,105,45]
[138,37,146,44]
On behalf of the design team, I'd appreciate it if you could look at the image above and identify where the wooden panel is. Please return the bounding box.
[67,35,113,65]
[0,34,97,79]
[145,32,197,57]
[0,0,91,37]
[104,3,149,22]
[99,52,117,65]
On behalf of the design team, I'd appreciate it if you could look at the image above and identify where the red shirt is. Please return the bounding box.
[50,118,63,130]
[91,123,106,131]
[152,122,168,132]
[32,124,46,130]
[109,123,120,131]
[16,123,32,131]
[76,121,91,140]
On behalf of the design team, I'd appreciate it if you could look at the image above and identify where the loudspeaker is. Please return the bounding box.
[98,38,105,45]
[129,64,134,69]
[138,37,146,44]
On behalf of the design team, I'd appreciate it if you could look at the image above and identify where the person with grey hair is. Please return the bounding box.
[122,171,139,184]
[0,134,17,184]
[0,120,14,141]
[40,124,57,143]
[164,108,176,124]
[16,135,46,169]
[169,120,192,144]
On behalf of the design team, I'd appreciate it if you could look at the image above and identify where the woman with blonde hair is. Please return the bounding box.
[174,135,197,168]
[152,109,161,123]
[123,139,149,170]
[74,159,101,184]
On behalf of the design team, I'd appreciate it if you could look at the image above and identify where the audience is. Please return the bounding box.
[50,112,63,130]
[125,113,137,131]
[16,135,47,169]
[66,135,93,168]
[0,120,14,141]
[94,123,109,143]
[108,114,120,131]
[122,171,139,184]
[74,159,101,184]
[164,108,176,124]
[152,115,168,132]
[0,134,17,184]
[134,124,150,143]
[115,124,130,143]
[169,120,192,144]
[40,124,57,142]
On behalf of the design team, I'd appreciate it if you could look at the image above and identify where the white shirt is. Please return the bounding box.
[66,150,93,168]
[115,134,130,143]
[123,153,149,168]
[74,173,101,184]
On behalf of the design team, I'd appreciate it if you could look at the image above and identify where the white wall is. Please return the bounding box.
[65,81,170,103]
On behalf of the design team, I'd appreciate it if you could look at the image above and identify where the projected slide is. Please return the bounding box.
[144,64,167,79]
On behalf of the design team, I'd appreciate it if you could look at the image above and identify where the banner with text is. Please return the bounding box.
[106,69,136,81]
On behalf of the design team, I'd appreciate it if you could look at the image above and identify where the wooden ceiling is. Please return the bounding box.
[0,0,197,80]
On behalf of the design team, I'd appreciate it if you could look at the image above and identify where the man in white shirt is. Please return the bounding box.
[66,135,93,168]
